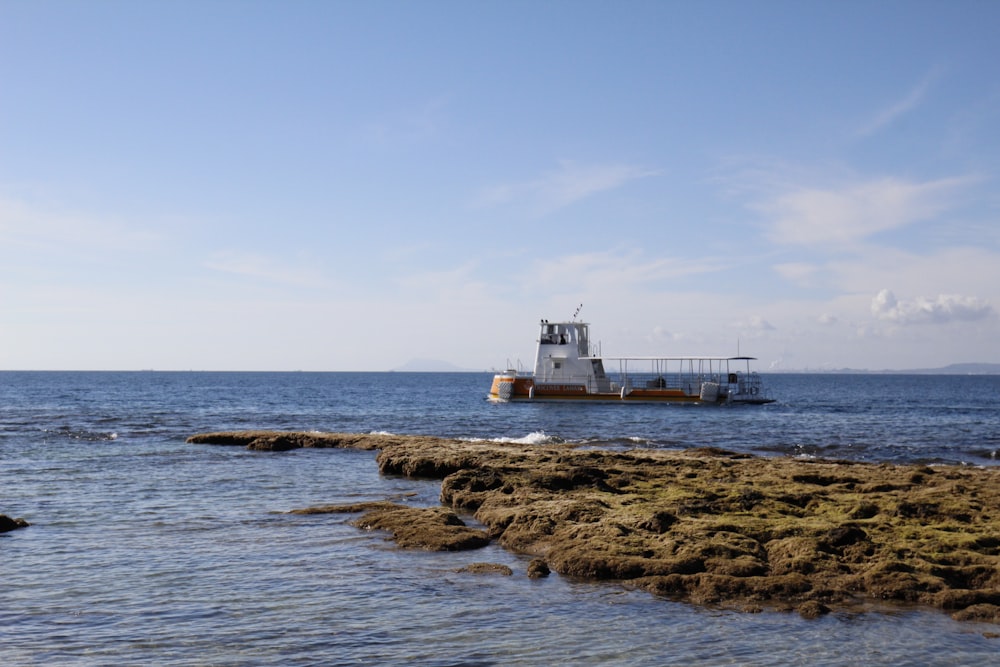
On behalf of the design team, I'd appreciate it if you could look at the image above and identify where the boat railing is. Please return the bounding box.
[611,371,728,395]
[732,371,769,399]
[534,369,766,398]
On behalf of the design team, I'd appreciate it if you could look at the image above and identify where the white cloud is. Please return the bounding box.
[647,325,678,343]
[477,159,659,215]
[870,288,993,325]
[759,176,972,246]
[751,316,775,331]
[744,315,776,331]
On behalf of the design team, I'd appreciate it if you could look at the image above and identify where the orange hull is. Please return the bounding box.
[489,376,712,403]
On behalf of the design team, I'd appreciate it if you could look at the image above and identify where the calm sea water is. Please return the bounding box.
[2,371,999,665]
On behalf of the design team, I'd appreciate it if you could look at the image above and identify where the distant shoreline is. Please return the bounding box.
[769,363,1000,375]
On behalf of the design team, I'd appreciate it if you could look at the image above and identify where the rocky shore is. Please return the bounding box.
[187,430,1000,624]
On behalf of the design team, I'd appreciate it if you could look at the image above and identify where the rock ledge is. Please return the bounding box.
[189,430,1000,623]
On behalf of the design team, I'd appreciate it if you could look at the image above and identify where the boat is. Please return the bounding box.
[489,318,774,405]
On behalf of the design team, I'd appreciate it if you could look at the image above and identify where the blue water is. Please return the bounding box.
[2,371,999,665]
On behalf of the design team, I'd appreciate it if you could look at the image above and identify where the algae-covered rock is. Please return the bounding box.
[198,430,1000,623]
[455,562,513,576]
[187,430,442,452]
[350,504,490,551]
[289,500,490,551]
[527,558,551,578]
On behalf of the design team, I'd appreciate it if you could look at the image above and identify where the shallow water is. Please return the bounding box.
[2,371,999,665]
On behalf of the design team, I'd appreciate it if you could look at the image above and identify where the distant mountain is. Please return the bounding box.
[788,363,1000,375]
[390,359,479,372]
[901,363,1000,375]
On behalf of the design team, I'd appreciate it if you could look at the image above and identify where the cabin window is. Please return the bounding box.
[541,324,570,345]
[553,362,562,370]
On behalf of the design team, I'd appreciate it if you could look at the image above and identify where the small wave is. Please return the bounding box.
[963,447,1000,465]
[575,436,655,450]
[465,434,655,449]
[466,430,563,445]
[44,427,119,442]
[368,430,396,436]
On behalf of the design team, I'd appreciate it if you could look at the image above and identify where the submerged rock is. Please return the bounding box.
[0,514,29,533]
[455,562,514,576]
[186,430,432,452]
[290,500,490,551]
[527,558,551,578]
[350,504,490,551]
[195,430,1000,623]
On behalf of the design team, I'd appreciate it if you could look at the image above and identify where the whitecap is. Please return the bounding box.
[490,431,561,445]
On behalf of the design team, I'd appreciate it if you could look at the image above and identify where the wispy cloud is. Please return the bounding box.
[363,95,452,146]
[477,160,659,215]
[203,250,329,288]
[758,175,973,246]
[871,288,993,325]
[772,262,820,285]
[395,261,482,292]
[528,249,721,291]
[857,66,945,137]
[0,194,165,254]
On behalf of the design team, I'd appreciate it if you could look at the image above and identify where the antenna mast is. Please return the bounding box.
[572,303,583,321]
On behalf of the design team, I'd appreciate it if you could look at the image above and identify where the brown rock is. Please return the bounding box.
[951,604,1000,624]
[0,514,29,533]
[527,558,551,578]
[350,504,490,551]
[455,562,513,576]
[798,600,831,619]
[187,430,422,452]
[198,430,1000,623]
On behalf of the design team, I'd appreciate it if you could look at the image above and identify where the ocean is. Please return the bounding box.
[2,371,999,665]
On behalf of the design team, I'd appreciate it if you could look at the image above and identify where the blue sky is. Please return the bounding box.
[2,0,999,371]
